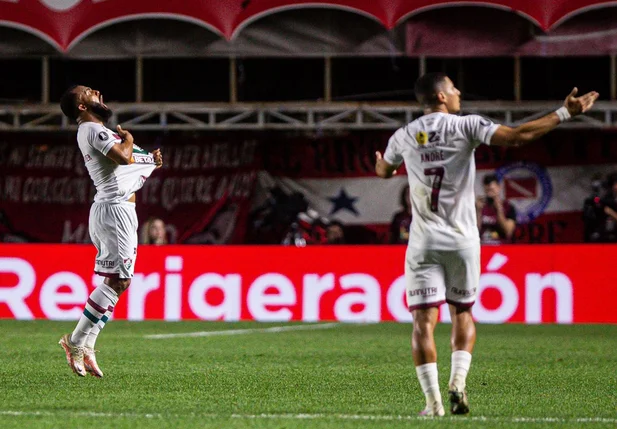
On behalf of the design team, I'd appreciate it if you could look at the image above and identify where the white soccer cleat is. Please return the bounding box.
[58,334,86,377]
[83,348,104,378]
[418,401,445,417]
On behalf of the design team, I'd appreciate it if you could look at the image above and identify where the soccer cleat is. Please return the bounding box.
[58,334,86,377]
[418,402,445,417]
[449,389,470,415]
[83,348,104,378]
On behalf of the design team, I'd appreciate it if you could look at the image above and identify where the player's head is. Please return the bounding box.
[60,85,113,123]
[483,174,501,198]
[414,73,461,113]
[326,220,345,244]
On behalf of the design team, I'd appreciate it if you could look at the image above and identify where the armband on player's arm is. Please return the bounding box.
[491,87,599,148]
[375,151,398,178]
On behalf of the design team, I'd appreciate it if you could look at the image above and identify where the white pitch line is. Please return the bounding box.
[235,414,617,424]
[1,410,616,424]
[143,322,340,339]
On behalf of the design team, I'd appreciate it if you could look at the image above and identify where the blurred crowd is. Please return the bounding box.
[4,172,617,246]
[583,173,617,243]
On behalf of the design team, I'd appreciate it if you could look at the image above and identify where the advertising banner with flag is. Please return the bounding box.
[255,129,617,244]
[1,129,616,244]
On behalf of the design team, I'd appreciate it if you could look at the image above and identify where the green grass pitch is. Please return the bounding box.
[0,320,616,428]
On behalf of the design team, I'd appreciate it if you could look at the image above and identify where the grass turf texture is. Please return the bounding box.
[0,321,616,428]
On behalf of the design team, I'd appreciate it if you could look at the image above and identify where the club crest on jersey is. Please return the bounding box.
[416,131,428,145]
[123,258,133,271]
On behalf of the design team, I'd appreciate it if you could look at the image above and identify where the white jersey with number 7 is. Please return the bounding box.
[383,112,500,250]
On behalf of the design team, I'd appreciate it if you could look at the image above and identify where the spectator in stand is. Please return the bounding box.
[140,217,168,245]
[600,174,617,242]
[325,220,346,244]
[582,175,607,242]
[390,184,412,244]
[476,174,517,244]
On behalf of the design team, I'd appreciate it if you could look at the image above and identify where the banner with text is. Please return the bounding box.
[1,244,616,324]
[2,130,616,244]
[0,133,258,244]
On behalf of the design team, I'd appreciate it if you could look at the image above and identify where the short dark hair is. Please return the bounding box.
[483,174,499,186]
[60,85,81,121]
[414,72,448,105]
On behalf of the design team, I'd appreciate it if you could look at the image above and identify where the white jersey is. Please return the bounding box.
[384,112,499,250]
[77,122,157,203]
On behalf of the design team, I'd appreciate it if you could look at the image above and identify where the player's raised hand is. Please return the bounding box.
[153,148,163,168]
[375,151,397,175]
[116,124,134,143]
[564,87,599,116]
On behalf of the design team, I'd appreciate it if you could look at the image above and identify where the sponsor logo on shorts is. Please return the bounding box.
[450,287,476,297]
[96,260,115,268]
[409,287,437,297]
[123,258,133,271]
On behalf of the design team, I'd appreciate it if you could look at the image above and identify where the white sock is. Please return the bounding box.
[84,311,111,349]
[71,284,118,347]
[416,363,442,408]
[449,350,472,391]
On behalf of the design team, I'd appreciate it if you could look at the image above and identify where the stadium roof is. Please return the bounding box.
[1,0,616,56]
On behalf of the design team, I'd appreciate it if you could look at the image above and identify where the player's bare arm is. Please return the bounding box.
[105,125,135,165]
[491,88,599,147]
[604,206,617,222]
[375,151,398,178]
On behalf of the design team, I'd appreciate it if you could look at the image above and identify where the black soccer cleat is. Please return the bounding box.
[448,389,470,415]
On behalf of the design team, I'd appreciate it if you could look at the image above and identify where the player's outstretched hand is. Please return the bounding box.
[116,124,134,143]
[153,148,163,169]
[564,87,599,117]
[375,151,397,175]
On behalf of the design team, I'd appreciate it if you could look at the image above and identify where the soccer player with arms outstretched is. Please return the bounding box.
[58,86,163,377]
[375,73,598,416]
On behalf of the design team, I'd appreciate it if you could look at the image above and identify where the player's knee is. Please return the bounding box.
[451,306,474,326]
[412,315,434,337]
[106,278,131,295]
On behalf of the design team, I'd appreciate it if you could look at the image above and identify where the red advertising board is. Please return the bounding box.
[1,244,615,324]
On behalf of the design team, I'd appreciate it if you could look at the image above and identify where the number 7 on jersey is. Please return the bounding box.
[423,167,444,212]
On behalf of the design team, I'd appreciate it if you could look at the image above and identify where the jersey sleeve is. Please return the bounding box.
[460,115,500,147]
[383,127,406,167]
[88,126,121,156]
